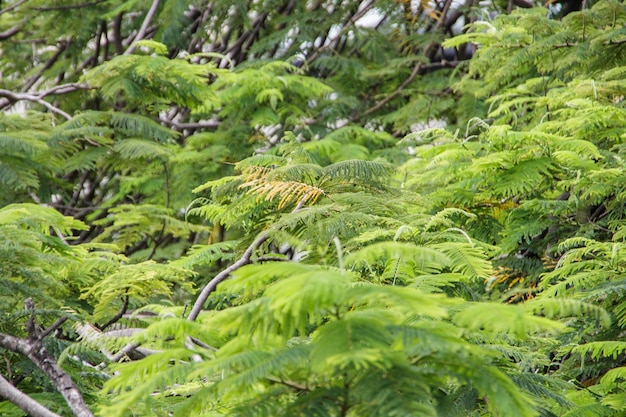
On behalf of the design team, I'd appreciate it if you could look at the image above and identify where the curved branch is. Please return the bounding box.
[187,192,313,321]
[98,295,129,331]
[43,82,91,96]
[0,25,21,40]
[0,83,89,119]
[187,230,270,321]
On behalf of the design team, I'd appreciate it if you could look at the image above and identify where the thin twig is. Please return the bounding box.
[34,0,106,11]
[254,256,290,263]
[189,336,217,351]
[98,295,129,331]
[355,0,453,120]
[40,316,69,339]
[266,376,309,391]
[21,41,70,92]
[40,83,91,96]
[0,0,27,16]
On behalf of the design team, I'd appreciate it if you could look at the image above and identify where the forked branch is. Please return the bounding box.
[0,300,94,417]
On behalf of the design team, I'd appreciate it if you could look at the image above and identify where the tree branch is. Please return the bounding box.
[0,0,28,16]
[98,295,129,331]
[33,0,106,11]
[112,12,124,55]
[355,0,453,120]
[266,376,309,391]
[104,342,142,366]
[187,231,271,321]
[0,301,94,417]
[160,119,221,131]
[0,83,89,119]
[0,25,21,40]
[40,83,91,96]
[0,373,63,417]
[189,336,217,351]
[0,89,72,119]
[40,316,69,339]
[21,40,70,92]
[125,0,161,55]
[187,192,313,321]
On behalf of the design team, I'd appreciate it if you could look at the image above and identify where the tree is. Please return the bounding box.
[407,1,626,413]
[1,0,623,416]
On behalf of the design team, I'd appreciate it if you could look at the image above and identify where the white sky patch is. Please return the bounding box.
[355,8,385,28]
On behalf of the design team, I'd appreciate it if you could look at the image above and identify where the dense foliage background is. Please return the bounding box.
[1,0,625,416]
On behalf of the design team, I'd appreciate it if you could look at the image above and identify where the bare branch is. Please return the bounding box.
[21,40,70,92]
[0,89,72,119]
[187,191,314,321]
[254,256,290,263]
[0,25,21,40]
[25,298,39,340]
[75,323,145,369]
[125,0,161,55]
[112,12,124,55]
[0,373,62,417]
[0,328,94,417]
[355,0,454,121]
[0,0,28,16]
[189,336,217,351]
[0,83,90,119]
[107,342,142,364]
[40,83,91,96]
[40,316,69,339]
[98,295,129,331]
[0,333,26,354]
[266,376,309,391]
[187,231,271,321]
[33,0,107,11]
[160,119,221,131]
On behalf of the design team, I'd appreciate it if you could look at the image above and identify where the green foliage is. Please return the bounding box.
[3,1,626,417]
[100,263,541,417]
